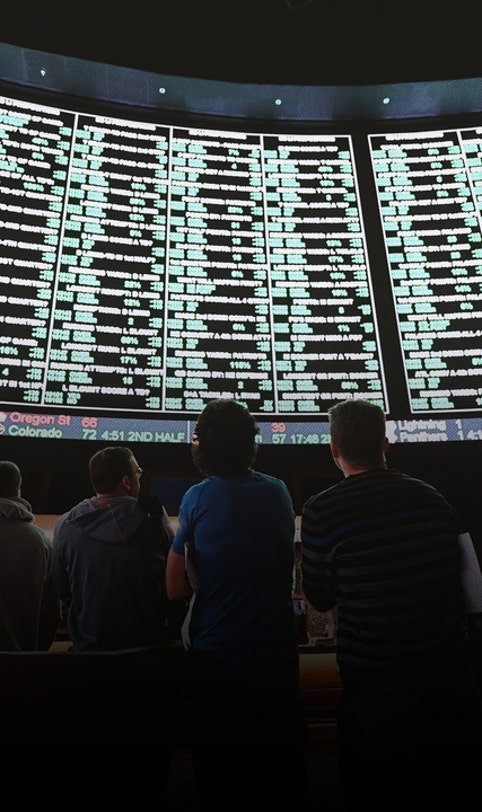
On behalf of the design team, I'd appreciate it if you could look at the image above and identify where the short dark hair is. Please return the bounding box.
[0,460,22,497]
[192,398,259,475]
[328,399,386,468]
[89,446,135,493]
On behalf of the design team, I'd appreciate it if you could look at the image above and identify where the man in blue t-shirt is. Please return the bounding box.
[167,398,308,809]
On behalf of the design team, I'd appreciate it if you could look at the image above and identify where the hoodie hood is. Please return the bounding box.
[0,495,34,523]
[60,496,147,545]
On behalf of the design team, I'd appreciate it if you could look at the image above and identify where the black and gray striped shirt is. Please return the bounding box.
[301,468,469,679]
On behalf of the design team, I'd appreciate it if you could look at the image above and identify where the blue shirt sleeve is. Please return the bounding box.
[171,486,197,555]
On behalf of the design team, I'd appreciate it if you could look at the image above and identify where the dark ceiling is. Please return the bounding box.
[1,2,482,87]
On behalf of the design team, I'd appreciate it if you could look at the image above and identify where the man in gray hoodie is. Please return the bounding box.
[52,445,178,652]
[0,460,60,651]
[52,447,188,803]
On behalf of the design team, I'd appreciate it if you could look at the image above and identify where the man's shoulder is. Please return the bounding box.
[53,500,92,536]
[303,477,344,507]
[10,519,51,548]
[385,467,449,500]
[56,500,90,519]
[249,468,291,496]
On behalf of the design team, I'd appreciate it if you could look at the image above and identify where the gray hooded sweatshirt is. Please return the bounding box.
[0,495,60,650]
[52,494,176,651]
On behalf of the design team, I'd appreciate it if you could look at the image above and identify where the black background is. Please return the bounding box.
[2,2,482,86]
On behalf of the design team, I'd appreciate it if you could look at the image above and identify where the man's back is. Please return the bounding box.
[166,399,307,808]
[53,494,173,651]
[173,469,298,665]
[301,467,468,678]
[0,494,60,650]
[300,395,482,811]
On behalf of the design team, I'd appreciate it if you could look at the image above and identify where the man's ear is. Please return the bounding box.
[121,474,132,493]
[383,437,389,454]
[330,440,343,471]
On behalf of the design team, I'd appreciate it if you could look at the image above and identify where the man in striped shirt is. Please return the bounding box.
[301,398,481,811]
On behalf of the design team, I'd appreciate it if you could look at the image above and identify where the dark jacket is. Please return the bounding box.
[52,494,175,651]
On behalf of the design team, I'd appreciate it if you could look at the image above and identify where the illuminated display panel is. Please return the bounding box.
[369,128,482,415]
[1,44,482,446]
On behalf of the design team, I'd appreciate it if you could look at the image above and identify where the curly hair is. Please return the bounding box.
[191,398,259,475]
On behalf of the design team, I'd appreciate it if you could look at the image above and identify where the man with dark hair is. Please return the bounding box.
[301,398,482,810]
[190,396,259,475]
[0,460,60,650]
[166,398,308,808]
[52,445,177,652]
[52,449,188,801]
